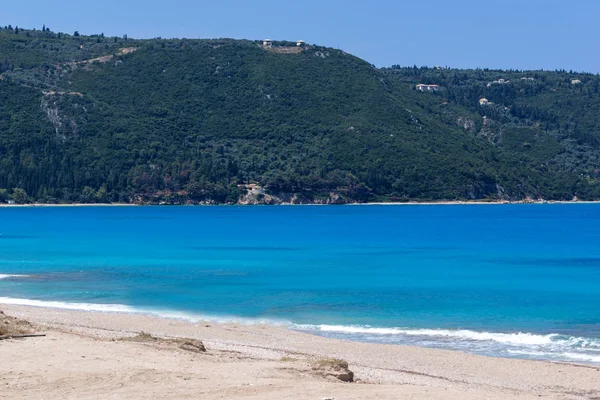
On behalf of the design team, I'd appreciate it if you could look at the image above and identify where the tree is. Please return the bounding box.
[0,189,8,203]
[96,186,108,203]
[12,188,28,204]
[74,31,80,37]
[80,186,96,203]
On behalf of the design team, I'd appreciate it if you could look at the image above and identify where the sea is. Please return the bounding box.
[1,204,600,364]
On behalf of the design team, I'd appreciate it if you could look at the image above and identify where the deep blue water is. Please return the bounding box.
[1,205,600,363]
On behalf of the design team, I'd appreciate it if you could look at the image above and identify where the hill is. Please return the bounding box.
[1,26,599,204]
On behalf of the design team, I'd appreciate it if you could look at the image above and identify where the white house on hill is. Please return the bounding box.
[416,84,440,92]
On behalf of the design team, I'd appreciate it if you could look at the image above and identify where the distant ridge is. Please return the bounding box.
[0,26,599,204]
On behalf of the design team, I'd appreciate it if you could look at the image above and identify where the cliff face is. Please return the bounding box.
[1,28,599,204]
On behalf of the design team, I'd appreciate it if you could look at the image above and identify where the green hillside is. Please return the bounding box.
[1,26,599,204]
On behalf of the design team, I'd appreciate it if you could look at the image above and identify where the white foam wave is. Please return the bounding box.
[0,297,289,326]
[507,349,548,357]
[298,324,561,346]
[2,297,598,363]
[0,274,29,280]
[0,297,137,313]
[561,352,600,363]
[297,325,600,351]
[508,349,600,363]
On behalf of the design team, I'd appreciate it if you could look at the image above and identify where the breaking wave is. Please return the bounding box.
[0,274,30,280]
[294,324,600,364]
[1,296,599,365]
[0,297,288,326]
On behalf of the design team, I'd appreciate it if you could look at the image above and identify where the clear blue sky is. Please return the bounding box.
[3,0,599,72]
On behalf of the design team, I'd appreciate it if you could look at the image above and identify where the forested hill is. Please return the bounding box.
[1,26,599,204]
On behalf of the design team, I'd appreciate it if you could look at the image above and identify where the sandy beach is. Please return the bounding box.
[1,305,599,399]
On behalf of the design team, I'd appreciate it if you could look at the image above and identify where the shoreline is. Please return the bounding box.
[1,304,599,399]
[2,200,600,207]
[2,296,599,366]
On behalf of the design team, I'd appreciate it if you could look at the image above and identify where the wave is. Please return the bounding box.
[508,349,600,363]
[2,296,599,364]
[295,324,563,346]
[0,297,289,326]
[0,274,30,280]
[0,297,137,313]
[294,324,600,359]
[561,352,600,363]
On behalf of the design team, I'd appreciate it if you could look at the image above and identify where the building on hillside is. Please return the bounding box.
[416,84,440,92]
[479,98,490,106]
[487,78,510,87]
[571,79,582,85]
[296,40,306,47]
[263,39,273,47]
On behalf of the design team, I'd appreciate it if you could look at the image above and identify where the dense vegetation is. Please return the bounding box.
[1,25,599,204]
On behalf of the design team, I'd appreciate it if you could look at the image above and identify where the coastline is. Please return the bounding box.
[1,200,600,207]
[1,304,599,399]
[0,203,138,207]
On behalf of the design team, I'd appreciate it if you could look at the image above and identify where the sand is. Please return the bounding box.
[1,305,599,399]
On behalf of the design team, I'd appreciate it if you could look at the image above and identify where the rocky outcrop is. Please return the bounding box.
[457,116,476,134]
[478,116,503,143]
[122,332,206,353]
[179,339,206,353]
[238,184,351,205]
[311,359,354,382]
[0,310,35,336]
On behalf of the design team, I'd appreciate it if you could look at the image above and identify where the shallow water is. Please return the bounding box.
[1,205,599,363]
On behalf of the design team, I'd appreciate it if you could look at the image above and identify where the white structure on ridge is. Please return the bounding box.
[416,84,440,92]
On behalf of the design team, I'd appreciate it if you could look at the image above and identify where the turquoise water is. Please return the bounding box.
[1,205,600,363]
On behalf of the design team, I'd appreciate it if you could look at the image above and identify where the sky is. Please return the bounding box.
[2,0,599,72]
